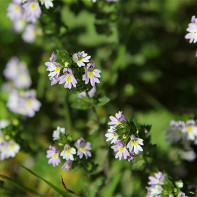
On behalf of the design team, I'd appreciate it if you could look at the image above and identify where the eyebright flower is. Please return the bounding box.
[7,3,22,21]
[22,24,37,43]
[73,51,91,67]
[148,172,165,186]
[82,63,101,86]
[183,120,197,141]
[127,135,144,154]
[13,16,26,33]
[46,146,61,167]
[146,185,163,197]
[59,68,77,89]
[52,127,65,141]
[60,144,76,161]
[75,138,92,159]
[108,111,127,127]
[111,141,129,160]
[23,0,42,23]
[7,90,41,118]
[105,126,119,144]
[40,0,53,9]
[62,160,72,171]
[78,86,96,98]
[185,16,197,43]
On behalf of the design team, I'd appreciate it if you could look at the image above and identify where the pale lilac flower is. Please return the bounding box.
[40,0,53,9]
[7,3,22,21]
[49,52,56,62]
[22,24,37,43]
[111,141,129,160]
[105,126,119,144]
[82,63,101,86]
[7,90,21,114]
[146,185,163,197]
[73,51,91,67]
[0,120,10,130]
[50,76,60,86]
[3,57,20,80]
[108,111,127,127]
[178,192,186,197]
[127,135,144,154]
[46,145,61,167]
[23,0,41,23]
[78,86,96,98]
[24,91,41,117]
[185,16,197,43]
[59,68,77,89]
[62,160,72,171]
[148,172,165,185]
[13,17,26,33]
[0,142,10,160]
[13,0,24,4]
[52,127,65,141]
[127,151,135,162]
[60,144,76,161]
[75,138,92,159]
[14,63,32,88]
[46,62,61,78]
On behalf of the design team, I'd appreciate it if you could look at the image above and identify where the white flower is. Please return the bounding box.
[52,127,65,141]
[183,125,197,141]
[22,24,37,43]
[0,120,10,130]
[127,135,143,154]
[13,17,26,33]
[105,126,119,144]
[175,180,183,188]
[60,144,76,161]
[72,51,91,67]
[40,0,53,9]
[7,140,20,158]
[48,63,61,78]
[7,3,22,21]
[185,16,197,43]
[150,185,163,196]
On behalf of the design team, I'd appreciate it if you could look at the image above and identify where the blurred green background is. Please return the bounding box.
[0,0,197,196]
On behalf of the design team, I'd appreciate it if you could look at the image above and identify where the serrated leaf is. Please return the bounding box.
[97,96,110,106]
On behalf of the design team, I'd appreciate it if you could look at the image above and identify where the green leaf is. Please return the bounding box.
[0,174,43,196]
[19,164,74,197]
[96,96,110,106]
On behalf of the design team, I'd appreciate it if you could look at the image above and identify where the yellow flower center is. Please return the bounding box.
[27,100,32,107]
[10,144,15,149]
[112,134,116,138]
[117,121,120,124]
[66,76,72,82]
[81,147,85,151]
[66,150,71,154]
[52,153,57,158]
[88,72,94,77]
[31,4,36,9]
[132,139,138,146]
[119,147,124,152]
[0,137,3,142]
[188,127,192,133]
[78,57,83,62]
[55,67,60,72]
[15,6,20,11]
[66,164,69,169]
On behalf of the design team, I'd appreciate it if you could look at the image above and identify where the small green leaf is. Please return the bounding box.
[19,164,74,197]
[96,96,110,106]
[0,174,43,196]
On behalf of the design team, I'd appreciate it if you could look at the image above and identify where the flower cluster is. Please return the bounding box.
[146,172,187,197]
[166,120,197,145]
[3,57,32,89]
[46,126,92,171]
[105,111,144,161]
[185,16,197,44]
[7,0,53,43]
[7,90,41,117]
[3,57,41,117]
[45,50,101,92]
[0,120,20,160]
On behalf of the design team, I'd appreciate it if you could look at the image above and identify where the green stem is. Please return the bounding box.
[63,90,71,131]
